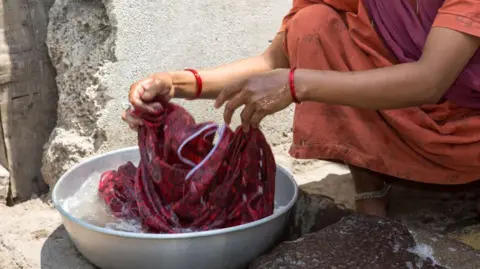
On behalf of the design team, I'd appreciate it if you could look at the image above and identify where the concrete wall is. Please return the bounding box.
[42,0,294,186]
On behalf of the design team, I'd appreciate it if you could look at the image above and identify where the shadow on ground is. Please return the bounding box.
[388,180,480,232]
[388,180,480,249]
[40,225,97,269]
[296,171,480,250]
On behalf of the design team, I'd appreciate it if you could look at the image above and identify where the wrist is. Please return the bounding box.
[292,69,310,103]
[289,68,309,103]
[170,70,197,99]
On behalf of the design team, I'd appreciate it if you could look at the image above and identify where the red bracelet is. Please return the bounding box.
[289,68,301,104]
[184,69,203,100]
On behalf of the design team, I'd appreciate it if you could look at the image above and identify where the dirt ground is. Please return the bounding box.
[0,198,93,269]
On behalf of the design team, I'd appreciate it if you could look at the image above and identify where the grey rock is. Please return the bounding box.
[41,0,115,187]
[250,215,480,269]
[388,181,480,234]
[387,180,480,250]
[283,189,353,241]
[409,228,480,269]
[0,166,8,203]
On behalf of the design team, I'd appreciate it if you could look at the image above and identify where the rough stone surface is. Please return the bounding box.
[298,170,480,251]
[283,189,353,241]
[42,0,293,187]
[254,178,480,269]
[42,0,115,187]
[0,166,8,204]
[250,215,480,269]
[409,228,480,269]
[451,225,480,250]
[387,180,480,250]
[388,181,480,234]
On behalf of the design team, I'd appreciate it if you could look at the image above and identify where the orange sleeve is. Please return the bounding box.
[432,0,480,37]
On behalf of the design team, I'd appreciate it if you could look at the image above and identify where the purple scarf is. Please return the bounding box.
[363,0,480,109]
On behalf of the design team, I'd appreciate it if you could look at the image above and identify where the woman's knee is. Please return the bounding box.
[288,4,343,36]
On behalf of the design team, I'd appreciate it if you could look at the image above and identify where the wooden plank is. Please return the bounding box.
[0,0,57,200]
[0,81,7,169]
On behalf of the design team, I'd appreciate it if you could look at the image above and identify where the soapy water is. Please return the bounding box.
[407,230,452,269]
[407,243,443,269]
[62,172,143,233]
[62,173,284,233]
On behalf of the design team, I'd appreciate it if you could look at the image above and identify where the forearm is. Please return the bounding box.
[172,32,289,99]
[171,56,273,99]
[296,62,443,110]
[295,28,480,110]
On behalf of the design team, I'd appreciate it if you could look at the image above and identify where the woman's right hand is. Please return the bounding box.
[122,72,175,130]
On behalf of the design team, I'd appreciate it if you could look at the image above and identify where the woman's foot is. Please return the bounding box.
[348,164,390,218]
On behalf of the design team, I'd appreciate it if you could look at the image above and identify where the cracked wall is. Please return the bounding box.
[42,0,293,187]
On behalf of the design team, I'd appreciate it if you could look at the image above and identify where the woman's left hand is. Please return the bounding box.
[214,68,294,131]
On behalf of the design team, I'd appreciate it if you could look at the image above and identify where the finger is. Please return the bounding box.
[122,110,144,127]
[148,102,164,112]
[223,91,248,125]
[128,123,138,131]
[250,110,267,130]
[141,79,170,102]
[240,103,256,132]
[129,81,155,113]
[214,81,244,109]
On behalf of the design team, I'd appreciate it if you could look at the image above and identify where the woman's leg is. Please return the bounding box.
[349,164,391,217]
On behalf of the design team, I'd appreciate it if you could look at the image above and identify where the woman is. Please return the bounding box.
[123,0,480,217]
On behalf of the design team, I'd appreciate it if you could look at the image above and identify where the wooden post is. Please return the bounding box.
[0,0,58,201]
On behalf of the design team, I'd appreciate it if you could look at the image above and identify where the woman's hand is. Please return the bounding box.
[214,68,294,131]
[122,72,175,130]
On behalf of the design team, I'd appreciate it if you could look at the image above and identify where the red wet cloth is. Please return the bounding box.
[98,103,276,233]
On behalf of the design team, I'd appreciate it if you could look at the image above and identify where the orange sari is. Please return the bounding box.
[282,0,480,184]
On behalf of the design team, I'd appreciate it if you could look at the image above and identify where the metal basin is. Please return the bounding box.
[52,147,298,269]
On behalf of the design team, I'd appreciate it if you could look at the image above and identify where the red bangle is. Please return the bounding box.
[289,68,301,104]
[184,69,203,100]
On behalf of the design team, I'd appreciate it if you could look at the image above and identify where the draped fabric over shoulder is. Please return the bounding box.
[363,0,480,108]
[281,0,480,184]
